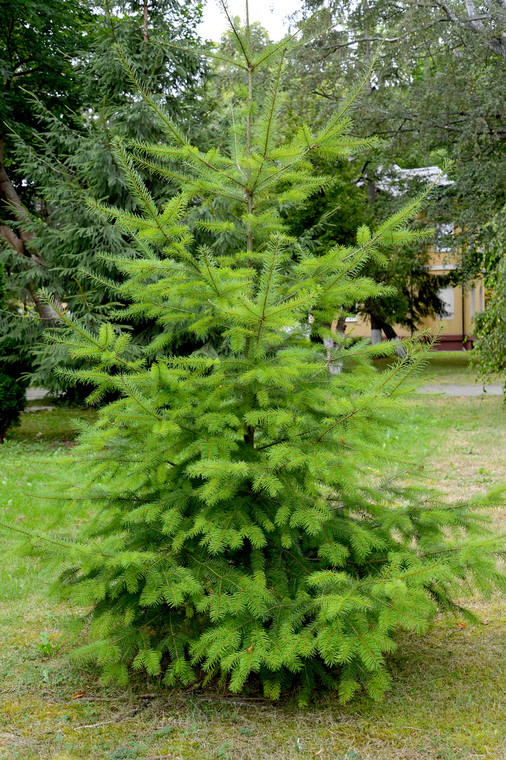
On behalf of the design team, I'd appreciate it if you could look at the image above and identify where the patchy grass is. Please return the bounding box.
[0,395,504,760]
[385,396,505,497]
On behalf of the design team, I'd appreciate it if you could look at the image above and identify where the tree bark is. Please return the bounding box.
[0,137,60,323]
[143,0,149,42]
[370,314,383,345]
[325,316,347,374]
[369,313,407,357]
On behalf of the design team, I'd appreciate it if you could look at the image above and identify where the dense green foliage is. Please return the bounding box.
[473,262,506,387]
[0,263,27,441]
[0,0,90,145]
[0,0,208,396]
[0,0,92,325]
[472,208,506,389]
[0,373,26,443]
[290,0,506,326]
[37,18,505,703]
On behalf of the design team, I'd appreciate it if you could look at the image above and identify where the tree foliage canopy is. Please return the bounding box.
[290,0,506,304]
[0,0,209,395]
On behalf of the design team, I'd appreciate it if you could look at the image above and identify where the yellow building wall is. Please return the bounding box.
[343,250,485,350]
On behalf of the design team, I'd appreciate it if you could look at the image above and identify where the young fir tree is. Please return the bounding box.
[40,7,503,702]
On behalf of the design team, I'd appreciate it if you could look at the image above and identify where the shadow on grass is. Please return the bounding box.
[6,407,97,446]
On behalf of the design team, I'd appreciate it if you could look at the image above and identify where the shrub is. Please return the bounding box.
[0,372,26,442]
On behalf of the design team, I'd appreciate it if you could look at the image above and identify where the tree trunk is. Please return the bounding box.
[370,315,383,345]
[369,313,407,357]
[325,316,347,374]
[0,137,60,324]
[143,0,149,42]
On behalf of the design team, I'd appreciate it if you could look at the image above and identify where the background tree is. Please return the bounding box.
[1,0,209,396]
[0,0,92,322]
[471,206,506,388]
[287,0,505,334]
[282,155,450,341]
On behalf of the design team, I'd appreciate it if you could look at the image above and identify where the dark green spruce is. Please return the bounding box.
[0,262,27,442]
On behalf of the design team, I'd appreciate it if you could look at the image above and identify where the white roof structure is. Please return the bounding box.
[375,164,453,196]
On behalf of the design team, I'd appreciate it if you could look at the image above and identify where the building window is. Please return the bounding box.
[435,223,454,252]
[438,286,455,319]
[345,305,358,323]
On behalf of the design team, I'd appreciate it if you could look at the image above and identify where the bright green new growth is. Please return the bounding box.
[45,11,504,703]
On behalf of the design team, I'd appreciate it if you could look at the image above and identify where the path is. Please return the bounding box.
[418,384,503,396]
[25,388,55,411]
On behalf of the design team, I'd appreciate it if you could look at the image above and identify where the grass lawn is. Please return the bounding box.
[373,350,501,386]
[0,384,504,759]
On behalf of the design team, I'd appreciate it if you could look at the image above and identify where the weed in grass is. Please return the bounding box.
[36,630,59,658]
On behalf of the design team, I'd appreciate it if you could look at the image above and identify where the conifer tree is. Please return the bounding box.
[41,5,504,702]
[1,0,208,398]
